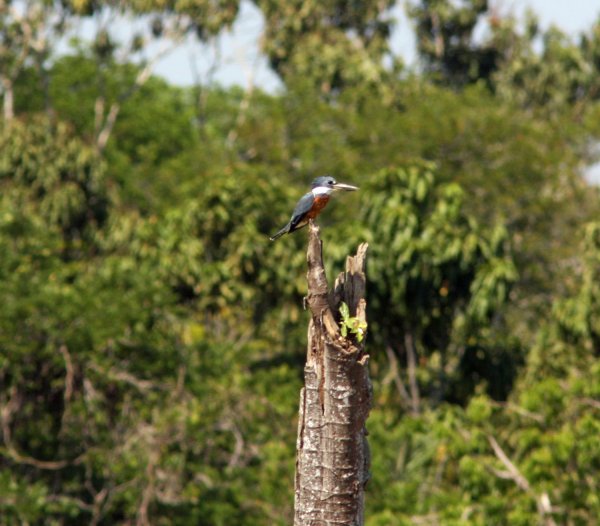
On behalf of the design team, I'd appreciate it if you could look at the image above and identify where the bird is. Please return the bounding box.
[270,176,358,241]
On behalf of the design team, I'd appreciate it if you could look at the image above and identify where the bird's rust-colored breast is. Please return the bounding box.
[306,195,330,218]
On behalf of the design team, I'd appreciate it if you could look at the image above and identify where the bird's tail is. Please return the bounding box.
[270,224,290,241]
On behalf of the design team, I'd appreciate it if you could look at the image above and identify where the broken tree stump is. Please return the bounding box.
[294,222,371,526]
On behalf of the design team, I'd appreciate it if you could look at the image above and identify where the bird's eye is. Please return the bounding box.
[328,178,336,185]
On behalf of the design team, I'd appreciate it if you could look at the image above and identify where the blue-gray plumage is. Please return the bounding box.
[270,176,358,241]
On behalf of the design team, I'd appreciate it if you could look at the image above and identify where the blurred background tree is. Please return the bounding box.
[256,0,396,95]
[1,0,599,524]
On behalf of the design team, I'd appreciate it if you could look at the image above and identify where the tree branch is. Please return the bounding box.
[488,435,557,526]
[94,18,186,154]
[382,344,412,409]
[404,330,421,415]
[0,386,85,470]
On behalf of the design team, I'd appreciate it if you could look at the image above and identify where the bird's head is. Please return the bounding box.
[311,175,358,195]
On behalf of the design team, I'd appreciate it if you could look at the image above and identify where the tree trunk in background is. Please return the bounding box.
[294,222,371,526]
[2,78,14,122]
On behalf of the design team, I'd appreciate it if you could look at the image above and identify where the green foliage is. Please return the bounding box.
[0,112,302,523]
[409,0,497,86]
[409,0,600,121]
[493,21,600,113]
[360,165,518,403]
[553,222,600,347]
[1,1,600,524]
[63,0,241,40]
[0,117,108,244]
[256,0,396,94]
[339,301,368,341]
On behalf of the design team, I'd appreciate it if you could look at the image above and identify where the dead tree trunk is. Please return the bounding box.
[294,222,371,526]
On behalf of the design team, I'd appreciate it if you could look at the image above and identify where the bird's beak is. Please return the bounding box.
[332,182,359,191]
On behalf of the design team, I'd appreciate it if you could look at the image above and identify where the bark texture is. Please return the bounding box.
[294,222,371,526]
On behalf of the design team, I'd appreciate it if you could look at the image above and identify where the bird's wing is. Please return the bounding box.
[289,192,315,230]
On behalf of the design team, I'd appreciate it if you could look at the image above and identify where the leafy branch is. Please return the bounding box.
[339,302,368,342]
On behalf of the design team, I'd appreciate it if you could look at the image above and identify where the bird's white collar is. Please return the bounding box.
[312,186,334,196]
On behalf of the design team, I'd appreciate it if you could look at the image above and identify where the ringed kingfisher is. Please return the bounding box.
[270,176,358,241]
